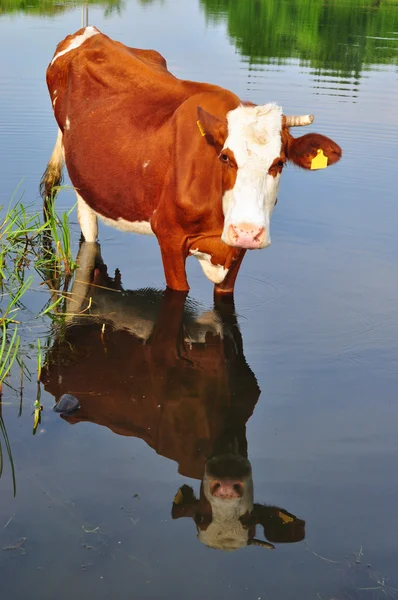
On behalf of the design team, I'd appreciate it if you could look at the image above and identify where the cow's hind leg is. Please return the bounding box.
[76,192,98,242]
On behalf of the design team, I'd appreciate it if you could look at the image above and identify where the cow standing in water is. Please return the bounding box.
[41,243,305,551]
[41,27,341,294]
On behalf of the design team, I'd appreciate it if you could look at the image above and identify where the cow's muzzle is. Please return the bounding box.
[225,223,266,249]
[209,479,245,499]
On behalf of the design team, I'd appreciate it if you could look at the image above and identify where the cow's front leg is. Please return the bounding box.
[214,249,246,295]
[158,240,189,292]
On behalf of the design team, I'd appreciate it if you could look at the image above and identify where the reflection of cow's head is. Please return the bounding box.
[172,453,305,552]
[42,242,305,552]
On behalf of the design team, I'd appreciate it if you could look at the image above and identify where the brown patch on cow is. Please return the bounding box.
[268,154,286,178]
[119,45,169,73]
[219,148,238,191]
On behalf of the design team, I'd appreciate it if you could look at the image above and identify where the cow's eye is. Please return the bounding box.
[220,153,229,164]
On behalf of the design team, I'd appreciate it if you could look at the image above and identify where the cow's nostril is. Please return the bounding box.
[233,483,244,496]
[253,227,265,243]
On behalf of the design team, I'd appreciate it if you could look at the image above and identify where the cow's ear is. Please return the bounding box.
[253,504,305,544]
[197,106,227,149]
[171,484,198,519]
[285,132,342,170]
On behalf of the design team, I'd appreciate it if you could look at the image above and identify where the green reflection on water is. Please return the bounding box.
[0,0,122,17]
[200,0,398,75]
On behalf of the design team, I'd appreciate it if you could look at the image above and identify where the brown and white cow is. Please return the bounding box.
[41,243,305,551]
[41,27,341,294]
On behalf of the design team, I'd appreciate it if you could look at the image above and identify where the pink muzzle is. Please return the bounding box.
[210,480,244,499]
[226,223,266,249]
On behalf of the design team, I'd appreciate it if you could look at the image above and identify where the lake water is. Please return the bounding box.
[1,1,398,599]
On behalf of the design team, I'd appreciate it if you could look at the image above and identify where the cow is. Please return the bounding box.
[41,242,305,551]
[41,26,342,294]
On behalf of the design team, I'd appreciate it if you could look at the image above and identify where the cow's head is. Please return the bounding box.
[172,452,305,552]
[197,103,342,250]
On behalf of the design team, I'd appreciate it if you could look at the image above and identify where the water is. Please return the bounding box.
[1,1,398,598]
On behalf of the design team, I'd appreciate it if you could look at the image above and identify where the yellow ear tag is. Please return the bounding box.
[311,148,328,170]
[278,511,294,524]
[173,489,184,505]
[197,120,206,137]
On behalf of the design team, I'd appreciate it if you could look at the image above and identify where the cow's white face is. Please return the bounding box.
[221,104,284,250]
[197,455,254,551]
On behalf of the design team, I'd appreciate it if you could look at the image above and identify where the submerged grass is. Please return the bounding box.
[0,189,76,332]
[0,188,77,492]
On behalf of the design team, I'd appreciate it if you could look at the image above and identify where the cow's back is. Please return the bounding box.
[47,28,186,131]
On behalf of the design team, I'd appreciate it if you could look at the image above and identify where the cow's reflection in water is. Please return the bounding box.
[42,243,305,552]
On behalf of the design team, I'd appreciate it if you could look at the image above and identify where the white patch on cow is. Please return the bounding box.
[51,26,99,65]
[221,103,283,248]
[76,193,98,242]
[97,214,155,236]
[65,116,70,130]
[52,97,57,108]
[198,475,254,551]
[143,160,150,169]
[190,249,228,284]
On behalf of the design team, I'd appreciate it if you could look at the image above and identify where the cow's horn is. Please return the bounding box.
[249,538,275,549]
[284,114,314,127]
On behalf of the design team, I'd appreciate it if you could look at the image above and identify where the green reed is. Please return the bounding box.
[41,194,76,277]
[0,190,78,493]
[0,191,77,386]
[0,413,16,497]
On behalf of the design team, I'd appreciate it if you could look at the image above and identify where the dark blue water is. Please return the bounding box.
[1,1,398,599]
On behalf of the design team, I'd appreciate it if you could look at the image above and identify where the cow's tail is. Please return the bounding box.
[40,128,64,216]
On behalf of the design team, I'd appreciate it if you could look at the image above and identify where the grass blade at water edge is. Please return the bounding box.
[0,415,16,497]
[0,324,20,384]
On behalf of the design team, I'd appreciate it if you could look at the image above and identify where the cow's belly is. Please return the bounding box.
[97,213,155,236]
